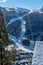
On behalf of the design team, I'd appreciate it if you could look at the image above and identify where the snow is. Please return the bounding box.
[15,7,18,11]
[29,10,33,13]
[15,7,18,12]
[24,40,34,51]
[18,59,29,64]
[5,45,14,51]
[20,20,26,38]
[16,42,33,53]
[6,39,33,53]
[8,12,28,25]
[5,9,34,53]
[21,12,29,19]
[6,8,10,11]
[6,34,34,53]
[38,11,43,13]
[8,11,30,26]
[32,41,43,65]
[8,17,20,25]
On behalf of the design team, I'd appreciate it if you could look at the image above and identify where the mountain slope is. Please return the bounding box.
[1,6,43,53]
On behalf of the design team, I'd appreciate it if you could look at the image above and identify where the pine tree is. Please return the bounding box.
[0,7,16,65]
[0,7,11,65]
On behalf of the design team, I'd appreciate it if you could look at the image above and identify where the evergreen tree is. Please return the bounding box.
[0,7,16,65]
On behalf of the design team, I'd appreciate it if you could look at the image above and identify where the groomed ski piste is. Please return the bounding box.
[5,9,34,53]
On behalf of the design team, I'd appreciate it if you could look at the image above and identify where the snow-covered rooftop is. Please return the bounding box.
[32,41,43,65]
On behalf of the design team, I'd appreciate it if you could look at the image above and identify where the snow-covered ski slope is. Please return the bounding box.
[32,41,43,65]
[7,35,34,53]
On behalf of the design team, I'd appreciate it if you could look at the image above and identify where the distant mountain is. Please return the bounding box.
[1,6,43,41]
[39,6,43,12]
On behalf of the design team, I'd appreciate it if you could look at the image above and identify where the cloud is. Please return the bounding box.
[0,0,7,2]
